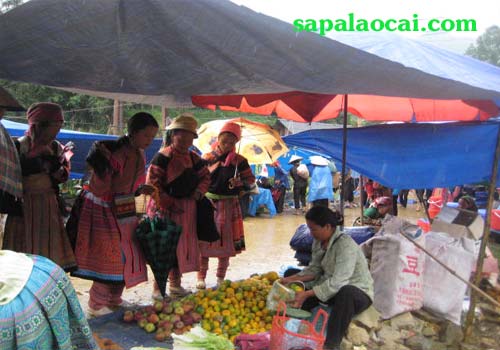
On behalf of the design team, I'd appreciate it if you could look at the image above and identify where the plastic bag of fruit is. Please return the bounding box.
[266,281,296,311]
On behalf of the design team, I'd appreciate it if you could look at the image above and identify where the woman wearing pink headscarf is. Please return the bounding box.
[2,102,76,271]
[197,122,256,289]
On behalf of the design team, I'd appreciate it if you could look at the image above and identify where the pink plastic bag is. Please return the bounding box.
[234,331,270,350]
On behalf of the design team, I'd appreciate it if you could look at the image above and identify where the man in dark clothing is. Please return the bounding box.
[289,155,308,215]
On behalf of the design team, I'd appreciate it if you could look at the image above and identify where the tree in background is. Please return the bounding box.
[0,80,115,133]
[466,25,500,67]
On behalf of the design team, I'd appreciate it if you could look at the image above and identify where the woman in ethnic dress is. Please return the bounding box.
[197,122,255,289]
[146,113,210,298]
[72,112,158,316]
[3,102,76,271]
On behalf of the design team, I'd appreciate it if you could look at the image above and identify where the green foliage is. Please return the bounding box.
[1,80,114,133]
[466,25,500,67]
[0,0,25,14]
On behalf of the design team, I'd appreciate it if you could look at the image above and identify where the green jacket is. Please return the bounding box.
[298,229,374,303]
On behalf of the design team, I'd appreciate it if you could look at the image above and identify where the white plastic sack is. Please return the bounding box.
[423,232,475,325]
[370,231,425,319]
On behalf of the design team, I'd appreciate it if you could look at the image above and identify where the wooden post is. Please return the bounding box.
[162,106,170,129]
[112,99,122,135]
[463,126,500,339]
[340,94,348,229]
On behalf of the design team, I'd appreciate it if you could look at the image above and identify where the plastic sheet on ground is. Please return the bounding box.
[88,309,173,349]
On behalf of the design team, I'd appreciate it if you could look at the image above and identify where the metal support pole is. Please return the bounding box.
[340,95,348,229]
[464,126,500,339]
[360,175,365,225]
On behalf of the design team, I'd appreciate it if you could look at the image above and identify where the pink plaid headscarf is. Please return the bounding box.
[27,102,64,125]
[25,102,64,156]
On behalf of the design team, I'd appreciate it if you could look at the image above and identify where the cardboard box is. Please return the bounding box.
[431,206,484,240]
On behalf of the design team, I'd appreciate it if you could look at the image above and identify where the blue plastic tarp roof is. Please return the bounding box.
[284,121,500,189]
[333,33,500,108]
[1,119,162,178]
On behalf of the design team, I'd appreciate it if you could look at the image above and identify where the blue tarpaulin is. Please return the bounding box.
[333,33,500,109]
[1,119,163,178]
[284,121,500,189]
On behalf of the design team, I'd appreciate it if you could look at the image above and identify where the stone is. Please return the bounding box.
[354,305,381,330]
[421,325,438,337]
[379,341,398,350]
[347,324,370,346]
[391,312,417,330]
[405,335,432,350]
[377,325,402,344]
[396,345,412,350]
[428,340,448,350]
[459,343,481,350]
[439,321,463,346]
[399,329,416,340]
[340,338,353,350]
[480,337,497,348]
[353,346,368,350]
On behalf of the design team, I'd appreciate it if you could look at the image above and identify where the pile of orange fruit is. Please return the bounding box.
[192,271,280,342]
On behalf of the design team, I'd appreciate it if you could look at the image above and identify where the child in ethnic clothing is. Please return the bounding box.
[197,122,256,289]
[146,113,210,298]
[3,102,76,271]
[72,112,158,316]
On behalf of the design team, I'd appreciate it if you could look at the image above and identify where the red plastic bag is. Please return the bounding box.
[234,331,270,350]
[270,302,328,350]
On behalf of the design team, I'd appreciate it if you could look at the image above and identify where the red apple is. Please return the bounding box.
[181,313,194,326]
[123,310,134,322]
[155,331,167,342]
[145,305,155,314]
[159,320,173,330]
[134,311,145,321]
[174,320,184,329]
[191,312,202,323]
[182,303,194,313]
[162,304,173,314]
[173,327,184,335]
[147,313,160,324]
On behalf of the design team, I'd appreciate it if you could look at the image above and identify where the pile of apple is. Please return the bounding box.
[122,297,202,342]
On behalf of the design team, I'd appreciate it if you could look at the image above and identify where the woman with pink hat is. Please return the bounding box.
[197,121,256,289]
[3,102,77,271]
[146,113,211,297]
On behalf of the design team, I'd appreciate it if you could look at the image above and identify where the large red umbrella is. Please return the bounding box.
[192,92,498,123]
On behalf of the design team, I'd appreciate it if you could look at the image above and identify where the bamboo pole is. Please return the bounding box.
[464,126,500,339]
[400,232,500,310]
[340,95,348,230]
